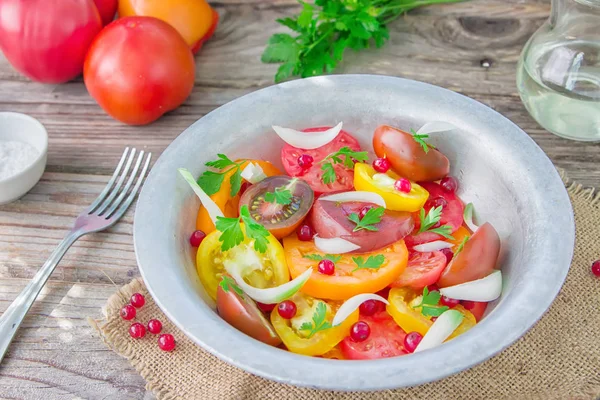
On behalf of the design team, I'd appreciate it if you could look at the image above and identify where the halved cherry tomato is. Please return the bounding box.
[391,251,447,289]
[196,160,281,234]
[216,275,281,346]
[438,222,501,287]
[281,127,361,194]
[239,176,314,239]
[310,197,414,253]
[353,163,429,212]
[283,234,408,300]
[340,311,408,360]
[191,8,219,54]
[461,301,487,322]
[270,293,358,356]
[373,125,450,182]
[197,225,289,301]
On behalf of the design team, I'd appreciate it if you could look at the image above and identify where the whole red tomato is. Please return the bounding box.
[93,0,118,25]
[0,0,103,84]
[84,17,196,125]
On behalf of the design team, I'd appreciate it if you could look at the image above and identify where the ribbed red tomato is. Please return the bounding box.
[84,17,195,125]
[0,0,102,83]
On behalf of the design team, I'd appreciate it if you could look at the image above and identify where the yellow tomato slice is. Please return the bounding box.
[270,293,358,356]
[196,160,282,234]
[196,226,289,301]
[353,163,429,212]
[448,304,476,339]
[283,234,408,300]
[387,287,432,335]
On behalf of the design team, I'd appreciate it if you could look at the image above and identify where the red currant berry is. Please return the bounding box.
[147,319,163,334]
[440,248,454,264]
[130,293,145,308]
[297,154,314,169]
[461,300,475,310]
[394,178,412,193]
[318,259,335,275]
[372,158,391,173]
[592,260,600,277]
[358,205,373,220]
[257,302,276,313]
[440,296,460,307]
[158,333,176,351]
[239,181,252,196]
[404,331,423,353]
[350,321,371,342]
[430,196,448,210]
[129,322,146,338]
[297,224,314,241]
[277,300,297,319]
[440,176,458,193]
[430,317,438,322]
[359,300,379,316]
[189,230,206,247]
[120,304,136,320]
[427,284,439,293]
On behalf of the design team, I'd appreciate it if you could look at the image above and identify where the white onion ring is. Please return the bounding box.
[416,121,458,135]
[240,163,267,184]
[332,294,389,326]
[314,236,360,254]
[272,122,343,149]
[178,168,224,225]
[319,191,386,208]
[413,241,453,252]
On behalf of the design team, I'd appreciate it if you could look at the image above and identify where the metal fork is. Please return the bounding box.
[0,148,152,364]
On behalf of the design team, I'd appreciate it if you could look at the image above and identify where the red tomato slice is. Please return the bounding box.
[281,127,361,194]
[461,301,487,322]
[391,251,447,289]
[340,311,407,360]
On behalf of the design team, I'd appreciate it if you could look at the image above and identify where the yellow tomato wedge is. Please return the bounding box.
[353,163,429,212]
[271,293,358,356]
[448,304,476,339]
[196,226,289,301]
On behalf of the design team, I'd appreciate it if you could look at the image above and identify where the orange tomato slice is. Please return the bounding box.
[283,234,409,300]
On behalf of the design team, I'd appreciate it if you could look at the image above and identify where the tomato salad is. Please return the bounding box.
[179,122,502,359]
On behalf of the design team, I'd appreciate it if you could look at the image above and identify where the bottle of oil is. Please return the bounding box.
[517,0,600,142]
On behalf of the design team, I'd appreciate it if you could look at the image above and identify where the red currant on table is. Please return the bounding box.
[359,300,379,316]
[120,304,136,320]
[440,295,460,307]
[147,319,163,334]
[394,178,412,193]
[297,224,314,241]
[592,260,600,277]
[129,322,146,338]
[318,259,335,275]
[404,331,423,353]
[297,154,314,169]
[189,230,206,247]
[277,300,297,319]
[350,321,371,342]
[372,157,391,173]
[440,176,458,193]
[358,205,373,219]
[158,333,176,351]
[257,302,277,313]
[130,293,145,308]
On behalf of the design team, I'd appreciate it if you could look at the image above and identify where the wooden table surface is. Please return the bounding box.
[0,0,598,398]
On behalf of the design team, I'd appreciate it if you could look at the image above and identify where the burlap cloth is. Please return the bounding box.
[90,175,600,400]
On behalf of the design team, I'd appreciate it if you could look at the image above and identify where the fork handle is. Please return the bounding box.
[0,229,82,364]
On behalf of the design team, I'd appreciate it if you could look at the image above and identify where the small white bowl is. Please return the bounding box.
[0,112,48,205]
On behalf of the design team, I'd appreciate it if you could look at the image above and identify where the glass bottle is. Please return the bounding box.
[516,0,600,141]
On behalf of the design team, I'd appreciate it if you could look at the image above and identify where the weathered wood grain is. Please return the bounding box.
[0,0,598,398]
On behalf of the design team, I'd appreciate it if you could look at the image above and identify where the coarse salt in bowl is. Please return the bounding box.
[0,112,48,204]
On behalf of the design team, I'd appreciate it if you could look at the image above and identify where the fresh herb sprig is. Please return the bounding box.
[303,254,342,263]
[352,254,385,272]
[264,178,298,205]
[300,301,332,338]
[219,275,245,297]
[215,205,271,253]
[454,235,470,255]
[320,146,369,184]
[197,154,245,197]
[418,206,455,240]
[410,128,433,154]
[412,286,449,317]
[348,206,385,232]
[262,0,464,82]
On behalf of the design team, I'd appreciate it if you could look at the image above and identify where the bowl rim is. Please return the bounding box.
[134,74,575,391]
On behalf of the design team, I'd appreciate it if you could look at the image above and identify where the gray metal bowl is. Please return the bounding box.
[133,75,574,390]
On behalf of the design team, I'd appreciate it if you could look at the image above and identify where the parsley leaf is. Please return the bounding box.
[303,254,342,263]
[455,235,470,255]
[319,147,368,184]
[215,205,270,253]
[197,155,246,197]
[262,0,464,82]
[197,171,225,196]
[352,255,385,272]
[348,206,385,232]
[418,206,455,240]
[410,128,433,154]
[205,154,236,170]
[412,287,449,318]
[299,301,332,338]
[219,275,244,297]
[264,178,297,205]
